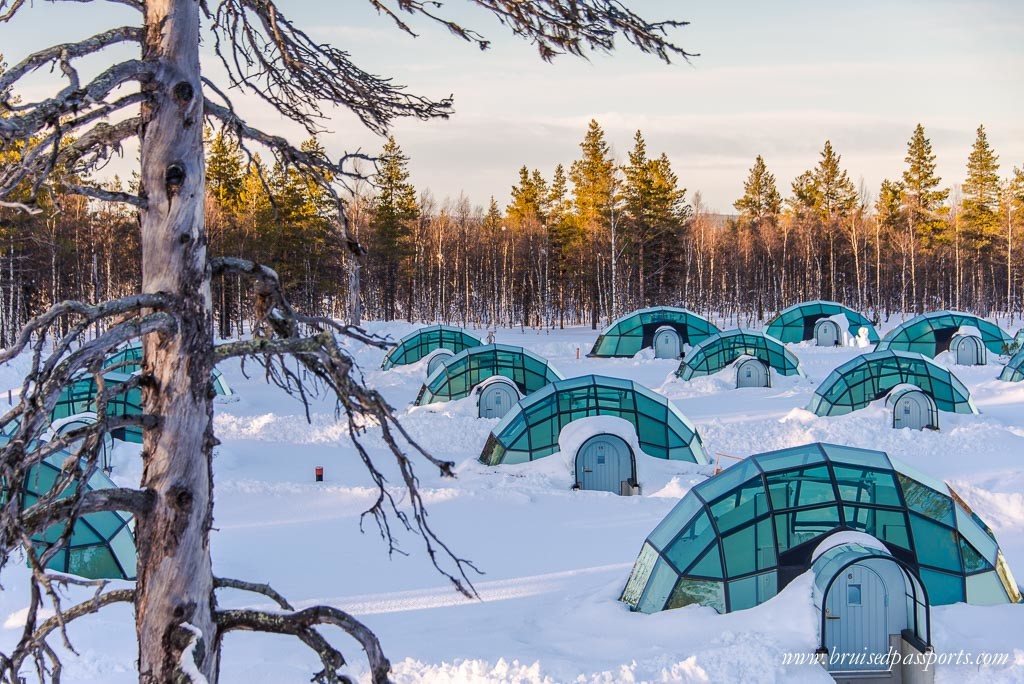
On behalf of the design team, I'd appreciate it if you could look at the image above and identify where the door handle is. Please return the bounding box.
[583,469,593,473]
[826,616,841,620]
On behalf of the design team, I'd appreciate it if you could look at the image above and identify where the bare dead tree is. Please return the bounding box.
[0,1,693,681]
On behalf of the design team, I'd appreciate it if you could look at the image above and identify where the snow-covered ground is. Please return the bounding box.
[2,317,1024,683]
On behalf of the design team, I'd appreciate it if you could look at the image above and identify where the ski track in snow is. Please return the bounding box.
[291,563,635,616]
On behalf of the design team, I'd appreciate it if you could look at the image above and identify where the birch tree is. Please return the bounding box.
[0,1,694,681]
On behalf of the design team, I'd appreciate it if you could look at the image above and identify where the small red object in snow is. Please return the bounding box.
[315,466,324,482]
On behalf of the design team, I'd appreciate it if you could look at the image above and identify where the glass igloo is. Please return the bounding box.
[765,300,879,344]
[998,348,1024,382]
[621,443,1020,614]
[479,375,708,466]
[875,312,1012,358]
[807,350,976,417]
[588,307,719,357]
[381,325,483,369]
[415,344,562,405]
[676,329,803,380]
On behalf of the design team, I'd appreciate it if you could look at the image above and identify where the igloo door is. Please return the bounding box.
[478,379,519,419]
[653,327,681,359]
[575,434,634,494]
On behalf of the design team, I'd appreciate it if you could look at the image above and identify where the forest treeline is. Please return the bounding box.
[2,104,1023,343]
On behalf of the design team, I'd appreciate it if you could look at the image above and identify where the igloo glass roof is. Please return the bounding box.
[588,307,719,357]
[415,344,562,405]
[998,348,1024,382]
[765,300,880,344]
[479,375,708,466]
[103,343,232,396]
[875,311,1012,357]
[676,329,803,380]
[381,325,483,369]
[0,432,136,580]
[621,443,1021,615]
[807,350,976,417]
[52,371,144,443]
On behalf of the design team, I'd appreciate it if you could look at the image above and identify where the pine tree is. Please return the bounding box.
[569,120,615,325]
[901,124,948,247]
[734,155,782,226]
[205,128,244,208]
[645,152,689,302]
[961,124,1001,248]
[788,170,818,218]
[875,179,905,231]
[813,140,857,221]
[370,136,418,319]
[547,163,580,263]
[570,120,615,229]
[507,166,547,227]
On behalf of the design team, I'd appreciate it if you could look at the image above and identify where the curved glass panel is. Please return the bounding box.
[676,329,803,380]
[999,348,1024,382]
[622,442,1019,614]
[381,325,483,369]
[589,307,719,357]
[415,344,562,405]
[478,375,707,465]
[51,372,144,443]
[807,350,976,417]
[876,311,1012,357]
[766,300,880,344]
[0,433,136,580]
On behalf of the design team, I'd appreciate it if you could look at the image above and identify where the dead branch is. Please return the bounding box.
[0,293,172,365]
[22,488,154,536]
[216,605,388,684]
[367,0,695,62]
[0,586,136,680]
[0,27,144,96]
[0,60,151,139]
[0,0,142,22]
[213,577,293,610]
[58,183,147,209]
[210,0,452,136]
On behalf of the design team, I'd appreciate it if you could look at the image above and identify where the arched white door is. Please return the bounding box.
[426,349,454,375]
[893,392,926,430]
[824,564,889,672]
[814,319,841,347]
[653,327,681,359]
[736,358,769,388]
[955,335,984,366]
[575,434,634,494]
[478,380,519,419]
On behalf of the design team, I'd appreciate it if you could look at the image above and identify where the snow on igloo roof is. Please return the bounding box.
[415,344,562,405]
[588,307,719,357]
[621,442,1021,615]
[478,374,708,466]
[765,301,879,344]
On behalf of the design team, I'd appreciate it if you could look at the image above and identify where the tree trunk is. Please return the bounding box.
[137,0,217,680]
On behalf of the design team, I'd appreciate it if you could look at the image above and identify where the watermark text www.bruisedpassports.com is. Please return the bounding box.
[781,647,1011,671]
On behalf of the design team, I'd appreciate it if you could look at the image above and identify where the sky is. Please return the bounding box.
[2,0,1023,212]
